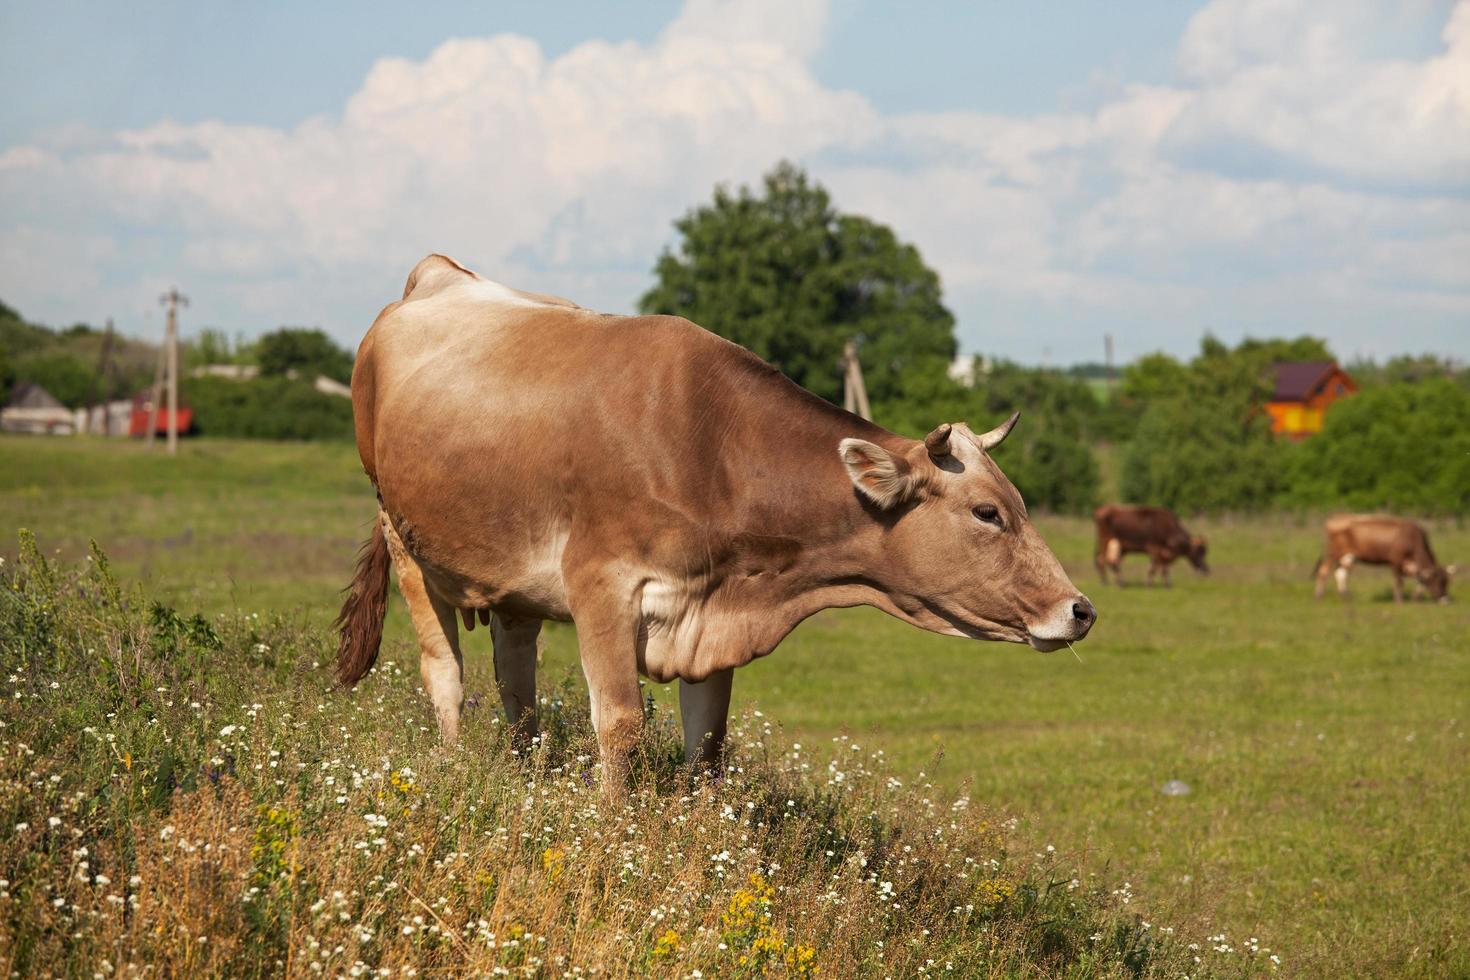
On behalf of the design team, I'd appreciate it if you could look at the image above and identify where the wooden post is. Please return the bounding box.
[159,288,188,454]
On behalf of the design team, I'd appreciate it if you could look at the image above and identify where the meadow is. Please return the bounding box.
[3,435,1468,977]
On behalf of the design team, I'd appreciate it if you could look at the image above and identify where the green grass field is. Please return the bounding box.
[4,435,1468,976]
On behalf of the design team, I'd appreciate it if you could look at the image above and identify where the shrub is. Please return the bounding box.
[1121,396,1285,513]
[185,375,353,441]
[1284,378,1470,513]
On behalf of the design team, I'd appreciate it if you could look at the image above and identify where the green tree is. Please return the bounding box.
[189,328,236,368]
[1285,378,1470,513]
[1121,395,1285,512]
[1119,352,1190,404]
[255,328,353,384]
[1116,335,1334,512]
[11,351,96,407]
[639,162,956,404]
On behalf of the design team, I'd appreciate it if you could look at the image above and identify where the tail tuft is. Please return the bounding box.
[335,517,391,687]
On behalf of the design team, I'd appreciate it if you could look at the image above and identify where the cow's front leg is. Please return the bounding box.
[1334,555,1353,596]
[1104,538,1123,586]
[567,587,644,800]
[1391,568,1405,604]
[491,615,541,753]
[680,668,734,773]
[1313,559,1331,599]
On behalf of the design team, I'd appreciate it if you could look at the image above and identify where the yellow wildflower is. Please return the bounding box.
[542,846,566,881]
[653,929,681,957]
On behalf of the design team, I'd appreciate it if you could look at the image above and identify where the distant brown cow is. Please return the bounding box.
[1314,514,1455,602]
[1093,505,1208,586]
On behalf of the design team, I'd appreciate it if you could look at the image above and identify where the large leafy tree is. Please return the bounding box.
[639,162,956,404]
[253,328,354,384]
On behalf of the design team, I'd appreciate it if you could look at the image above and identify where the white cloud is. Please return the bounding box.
[0,0,1465,362]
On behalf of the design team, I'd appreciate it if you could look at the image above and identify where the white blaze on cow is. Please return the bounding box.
[335,254,1096,795]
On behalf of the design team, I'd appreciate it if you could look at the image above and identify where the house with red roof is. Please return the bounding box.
[1264,361,1357,439]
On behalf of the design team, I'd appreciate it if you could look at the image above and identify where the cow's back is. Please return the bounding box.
[1324,514,1427,564]
[352,256,862,615]
[1097,505,1182,548]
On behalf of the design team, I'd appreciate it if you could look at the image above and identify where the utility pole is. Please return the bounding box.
[1104,333,1115,395]
[149,288,188,453]
[87,318,116,434]
[841,339,872,422]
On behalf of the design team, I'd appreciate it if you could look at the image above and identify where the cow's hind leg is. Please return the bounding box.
[383,518,465,743]
[680,668,734,772]
[491,615,541,752]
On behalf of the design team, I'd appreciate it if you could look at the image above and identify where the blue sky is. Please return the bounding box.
[1,0,1466,364]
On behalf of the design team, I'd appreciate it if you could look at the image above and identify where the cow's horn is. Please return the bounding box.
[977,411,1021,451]
[923,423,953,457]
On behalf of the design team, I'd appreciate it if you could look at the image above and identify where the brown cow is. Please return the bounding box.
[335,255,1096,794]
[1314,514,1455,602]
[1093,504,1208,587]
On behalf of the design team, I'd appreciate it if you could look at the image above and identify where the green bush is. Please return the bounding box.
[1285,378,1470,513]
[1121,395,1285,513]
[185,375,353,441]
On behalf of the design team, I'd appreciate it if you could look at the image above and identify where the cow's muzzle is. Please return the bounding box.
[1027,595,1097,651]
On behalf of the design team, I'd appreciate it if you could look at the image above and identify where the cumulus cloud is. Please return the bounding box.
[0,0,1465,360]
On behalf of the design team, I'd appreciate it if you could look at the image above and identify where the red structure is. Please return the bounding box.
[128,390,192,438]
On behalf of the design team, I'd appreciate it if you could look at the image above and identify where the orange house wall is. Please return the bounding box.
[1266,369,1358,437]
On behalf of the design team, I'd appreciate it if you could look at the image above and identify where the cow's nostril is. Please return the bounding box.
[1072,599,1095,625]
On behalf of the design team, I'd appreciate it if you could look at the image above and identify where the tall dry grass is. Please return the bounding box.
[0,533,1275,977]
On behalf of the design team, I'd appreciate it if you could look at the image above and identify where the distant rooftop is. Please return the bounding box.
[1272,361,1339,402]
[5,381,65,410]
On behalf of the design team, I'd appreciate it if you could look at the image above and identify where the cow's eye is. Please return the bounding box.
[972,504,1003,527]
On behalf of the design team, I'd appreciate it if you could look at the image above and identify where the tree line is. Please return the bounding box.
[0,302,352,440]
[4,162,1466,512]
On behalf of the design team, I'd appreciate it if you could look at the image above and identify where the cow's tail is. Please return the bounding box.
[335,517,391,687]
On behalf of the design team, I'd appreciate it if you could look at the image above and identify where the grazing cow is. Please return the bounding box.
[1314,514,1455,602]
[336,254,1096,795]
[1093,504,1208,586]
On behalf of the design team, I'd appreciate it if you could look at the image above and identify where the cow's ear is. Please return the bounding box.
[839,439,922,509]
